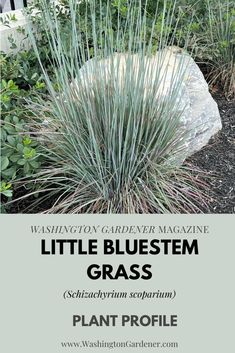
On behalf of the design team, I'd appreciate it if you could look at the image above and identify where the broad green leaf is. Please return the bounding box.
[17,159,26,165]
[1,156,9,171]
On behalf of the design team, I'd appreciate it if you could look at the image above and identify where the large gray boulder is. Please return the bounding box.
[173,48,222,159]
[73,47,222,163]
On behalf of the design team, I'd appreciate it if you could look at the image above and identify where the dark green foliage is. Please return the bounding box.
[0,53,47,211]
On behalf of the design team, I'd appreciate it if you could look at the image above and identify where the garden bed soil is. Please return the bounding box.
[188,94,235,213]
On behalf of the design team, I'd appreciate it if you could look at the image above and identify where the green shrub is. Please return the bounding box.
[0,52,46,212]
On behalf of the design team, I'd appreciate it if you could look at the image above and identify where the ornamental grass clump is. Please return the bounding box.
[16,0,208,213]
[206,0,235,99]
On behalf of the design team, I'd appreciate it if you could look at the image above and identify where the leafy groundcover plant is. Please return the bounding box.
[0,50,47,213]
[9,0,208,214]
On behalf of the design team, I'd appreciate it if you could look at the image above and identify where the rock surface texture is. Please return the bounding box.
[74,47,222,163]
[176,48,222,160]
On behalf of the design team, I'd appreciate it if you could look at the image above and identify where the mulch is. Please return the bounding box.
[188,94,235,213]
